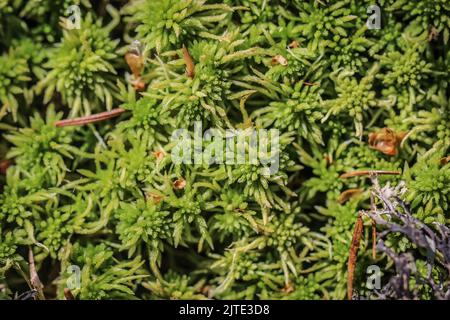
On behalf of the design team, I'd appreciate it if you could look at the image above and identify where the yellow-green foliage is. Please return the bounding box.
[0,0,448,300]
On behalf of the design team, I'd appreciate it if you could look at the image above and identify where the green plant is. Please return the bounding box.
[37,7,121,116]
[0,0,448,301]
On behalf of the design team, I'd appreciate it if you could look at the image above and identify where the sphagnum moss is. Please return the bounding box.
[0,0,448,300]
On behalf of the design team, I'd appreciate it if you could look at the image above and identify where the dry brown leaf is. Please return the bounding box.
[288,40,299,49]
[271,55,288,66]
[337,188,363,204]
[368,128,407,156]
[182,45,195,78]
[173,178,187,190]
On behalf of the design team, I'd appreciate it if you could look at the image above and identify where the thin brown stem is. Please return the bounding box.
[370,192,377,260]
[28,247,45,300]
[54,108,126,127]
[340,170,401,179]
[347,212,364,300]
[372,220,377,260]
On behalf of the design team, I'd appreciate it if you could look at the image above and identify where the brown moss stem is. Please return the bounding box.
[347,212,364,300]
[340,170,401,179]
[54,108,126,127]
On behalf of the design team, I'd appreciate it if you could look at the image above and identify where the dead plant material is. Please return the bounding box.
[368,128,407,156]
[337,188,363,204]
[287,40,299,49]
[28,247,45,300]
[0,159,11,175]
[303,81,319,86]
[64,288,75,300]
[347,212,364,300]
[152,150,165,161]
[173,178,187,190]
[125,46,145,79]
[440,156,450,165]
[132,79,146,91]
[55,108,126,127]
[372,220,377,260]
[370,192,377,260]
[125,41,146,91]
[182,45,195,78]
[271,55,288,66]
[282,282,294,293]
[340,170,401,179]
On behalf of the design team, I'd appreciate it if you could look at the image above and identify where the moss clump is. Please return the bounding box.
[0,0,448,300]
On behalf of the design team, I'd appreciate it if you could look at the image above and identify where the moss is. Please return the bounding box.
[0,0,448,300]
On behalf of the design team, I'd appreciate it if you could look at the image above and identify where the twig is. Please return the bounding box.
[372,220,377,260]
[370,192,377,260]
[28,247,45,300]
[340,170,401,179]
[15,289,38,300]
[54,108,126,127]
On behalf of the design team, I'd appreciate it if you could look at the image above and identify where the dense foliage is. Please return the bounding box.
[0,0,448,300]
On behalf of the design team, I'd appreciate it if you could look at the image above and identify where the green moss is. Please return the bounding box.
[0,0,448,300]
